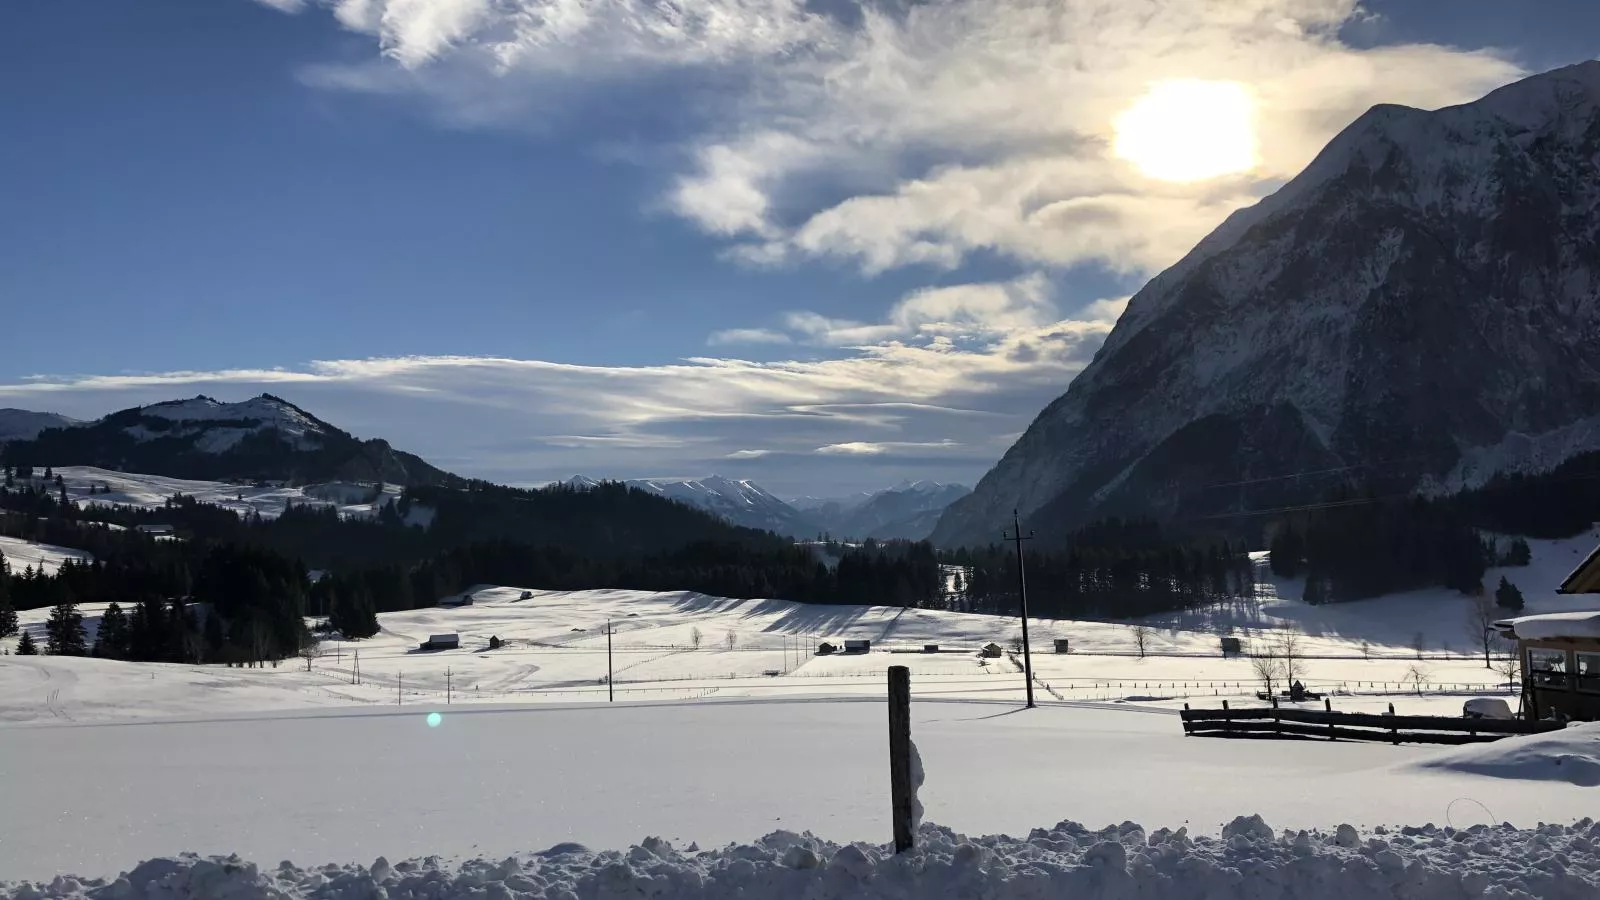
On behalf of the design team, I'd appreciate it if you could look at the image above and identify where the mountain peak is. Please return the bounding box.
[934,62,1600,547]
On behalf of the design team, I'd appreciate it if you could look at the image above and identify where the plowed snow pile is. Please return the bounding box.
[1411,723,1600,786]
[8,816,1598,900]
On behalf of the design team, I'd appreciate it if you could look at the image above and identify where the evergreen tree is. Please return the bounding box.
[93,602,130,658]
[16,630,37,655]
[1505,538,1532,566]
[44,601,88,655]
[1495,576,1526,611]
[1269,526,1302,578]
[42,466,53,481]
[1302,574,1328,605]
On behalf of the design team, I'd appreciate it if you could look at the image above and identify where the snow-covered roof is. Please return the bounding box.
[1503,610,1600,642]
[1559,542,1600,594]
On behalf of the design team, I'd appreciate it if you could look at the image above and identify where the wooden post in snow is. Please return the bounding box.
[887,665,914,853]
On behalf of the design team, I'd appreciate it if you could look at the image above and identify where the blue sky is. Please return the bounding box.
[1,0,1595,496]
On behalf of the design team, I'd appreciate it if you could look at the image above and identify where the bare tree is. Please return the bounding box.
[1250,644,1285,697]
[1411,631,1427,660]
[1008,632,1024,655]
[299,639,320,672]
[690,627,703,650]
[1275,631,1303,686]
[1359,640,1371,661]
[1132,625,1152,659]
[1405,663,1430,697]
[1493,643,1522,690]
[725,630,737,651]
[1465,593,1498,668]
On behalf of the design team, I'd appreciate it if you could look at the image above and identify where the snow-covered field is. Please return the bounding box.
[0,535,93,576]
[3,526,1598,893]
[25,466,413,522]
[2,699,1598,886]
[8,527,1599,725]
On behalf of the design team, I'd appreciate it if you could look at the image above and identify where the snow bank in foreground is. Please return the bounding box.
[1412,723,1600,787]
[8,817,1599,900]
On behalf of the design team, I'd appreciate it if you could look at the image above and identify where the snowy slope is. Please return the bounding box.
[0,409,80,443]
[937,61,1600,544]
[5,394,457,487]
[129,395,327,453]
[40,465,409,522]
[0,535,93,576]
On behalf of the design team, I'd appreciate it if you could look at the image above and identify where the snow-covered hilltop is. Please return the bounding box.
[936,61,1600,547]
[1,394,459,487]
[0,409,81,443]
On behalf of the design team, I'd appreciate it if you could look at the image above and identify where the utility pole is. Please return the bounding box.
[447,667,452,705]
[607,619,614,703]
[1004,509,1037,709]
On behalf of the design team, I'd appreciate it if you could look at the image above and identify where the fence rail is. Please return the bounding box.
[1180,703,1563,745]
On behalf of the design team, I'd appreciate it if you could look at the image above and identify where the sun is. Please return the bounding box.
[1112,80,1259,183]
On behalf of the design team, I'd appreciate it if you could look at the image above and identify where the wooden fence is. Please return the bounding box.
[1180,702,1565,745]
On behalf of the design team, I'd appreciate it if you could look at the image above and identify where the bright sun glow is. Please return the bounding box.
[1112,80,1259,183]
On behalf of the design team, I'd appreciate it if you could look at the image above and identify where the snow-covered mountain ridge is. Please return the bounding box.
[562,475,968,539]
[1,394,458,487]
[0,409,81,443]
[935,61,1600,547]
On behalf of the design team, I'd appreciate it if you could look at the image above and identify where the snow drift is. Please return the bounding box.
[7,817,1598,900]
[1412,722,1600,787]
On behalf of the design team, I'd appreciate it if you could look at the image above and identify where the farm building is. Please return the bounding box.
[1496,542,1600,721]
[439,593,475,608]
[979,642,1004,658]
[1054,638,1071,654]
[843,639,871,654]
[419,634,460,651]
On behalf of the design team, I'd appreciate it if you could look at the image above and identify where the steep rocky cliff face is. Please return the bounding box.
[934,62,1600,547]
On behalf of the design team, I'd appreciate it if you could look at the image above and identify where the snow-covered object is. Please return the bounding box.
[908,737,925,831]
[0,409,80,443]
[1412,722,1600,787]
[935,61,1600,545]
[1463,697,1514,720]
[8,817,1599,900]
[1504,610,1600,641]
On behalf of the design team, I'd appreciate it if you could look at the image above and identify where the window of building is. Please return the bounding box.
[1528,648,1571,689]
[1577,652,1600,694]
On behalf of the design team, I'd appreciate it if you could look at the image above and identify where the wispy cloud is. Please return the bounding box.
[706,328,793,347]
[816,440,961,457]
[268,1,1520,280]
[0,275,1118,494]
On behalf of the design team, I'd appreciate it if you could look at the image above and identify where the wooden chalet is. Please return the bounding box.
[1496,541,1600,721]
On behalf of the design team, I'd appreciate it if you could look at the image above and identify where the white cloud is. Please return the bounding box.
[268,1,1521,279]
[252,0,308,12]
[0,276,1117,494]
[705,327,793,347]
[815,440,960,456]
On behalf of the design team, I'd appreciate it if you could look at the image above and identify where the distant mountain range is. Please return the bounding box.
[565,475,969,540]
[0,395,460,487]
[0,393,969,540]
[935,61,1600,548]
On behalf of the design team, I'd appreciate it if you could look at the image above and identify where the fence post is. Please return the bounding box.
[1271,694,1280,738]
[1222,699,1230,738]
[888,666,914,854]
[1389,702,1398,746]
[1325,697,1335,740]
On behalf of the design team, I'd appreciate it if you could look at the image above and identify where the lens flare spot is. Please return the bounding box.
[426,712,442,728]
